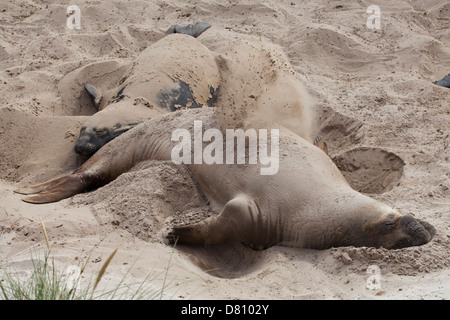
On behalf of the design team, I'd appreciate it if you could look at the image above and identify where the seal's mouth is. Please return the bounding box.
[74,141,100,157]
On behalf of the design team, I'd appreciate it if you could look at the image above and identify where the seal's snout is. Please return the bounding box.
[75,127,92,156]
[74,126,104,157]
[397,215,436,248]
[74,140,97,157]
[74,142,83,154]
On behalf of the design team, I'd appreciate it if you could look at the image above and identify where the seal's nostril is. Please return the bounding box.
[400,215,432,246]
[418,219,436,240]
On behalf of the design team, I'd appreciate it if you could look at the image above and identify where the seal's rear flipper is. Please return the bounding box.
[84,84,103,110]
[165,22,211,38]
[435,74,450,88]
[14,174,90,204]
[313,135,329,155]
[14,179,61,195]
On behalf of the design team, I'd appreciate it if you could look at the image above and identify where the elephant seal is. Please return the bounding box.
[14,108,435,250]
[74,32,220,157]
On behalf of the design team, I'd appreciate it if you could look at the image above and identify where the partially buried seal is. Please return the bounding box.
[14,108,436,250]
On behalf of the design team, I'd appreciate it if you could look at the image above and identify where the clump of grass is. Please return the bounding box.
[0,250,82,300]
[0,220,188,300]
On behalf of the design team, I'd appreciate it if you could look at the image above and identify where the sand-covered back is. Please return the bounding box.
[0,0,449,299]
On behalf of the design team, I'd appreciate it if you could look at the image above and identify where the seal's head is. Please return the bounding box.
[354,204,436,249]
[75,122,138,157]
[74,101,157,157]
[375,213,435,249]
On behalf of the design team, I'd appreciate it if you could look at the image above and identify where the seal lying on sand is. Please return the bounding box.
[14,109,435,250]
[75,30,219,157]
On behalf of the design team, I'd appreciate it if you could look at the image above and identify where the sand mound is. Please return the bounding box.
[58,60,130,115]
[331,232,450,276]
[317,106,364,154]
[0,107,84,183]
[71,160,211,243]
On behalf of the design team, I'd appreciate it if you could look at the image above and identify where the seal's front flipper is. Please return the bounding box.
[165,22,211,38]
[168,220,213,245]
[84,84,103,110]
[168,195,260,247]
[14,173,91,204]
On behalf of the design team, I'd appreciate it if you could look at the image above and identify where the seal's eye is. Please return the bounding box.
[381,216,399,232]
[94,129,107,137]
